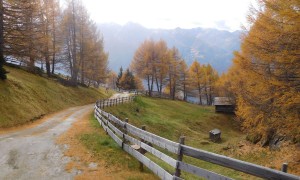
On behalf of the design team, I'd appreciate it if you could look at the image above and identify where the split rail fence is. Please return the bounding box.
[96,96,136,109]
[94,98,299,180]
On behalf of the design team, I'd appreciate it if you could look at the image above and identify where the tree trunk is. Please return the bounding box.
[45,55,51,76]
[198,87,202,105]
[0,0,6,80]
[147,75,153,97]
[205,86,209,105]
[51,14,56,75]
[172,81,176,100]
[71,0,77,85]
[155,76,160,94]
[150,75,154,96]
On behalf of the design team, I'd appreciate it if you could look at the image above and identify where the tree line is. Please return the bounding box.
[217,0,300,143]
[0,0,108,86]
[130,39,219,105]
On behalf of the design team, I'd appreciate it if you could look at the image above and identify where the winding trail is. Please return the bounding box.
[0,104,93,179]
[0,92,132,180]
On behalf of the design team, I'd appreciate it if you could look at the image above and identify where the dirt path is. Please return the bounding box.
[0,93,133,180]
[0,104,93,180]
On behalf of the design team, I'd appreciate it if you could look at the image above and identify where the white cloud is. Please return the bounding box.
[77,0,256,31]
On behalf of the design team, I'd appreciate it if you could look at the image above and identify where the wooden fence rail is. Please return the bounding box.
[96,95,136,109]
[94,99,299,180]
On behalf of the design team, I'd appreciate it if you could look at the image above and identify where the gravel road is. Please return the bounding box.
[0,104,94,180]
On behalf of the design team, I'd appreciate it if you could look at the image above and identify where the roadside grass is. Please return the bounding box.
[0,66,110,128]
[78,113,159,180]
[103,96,263,179]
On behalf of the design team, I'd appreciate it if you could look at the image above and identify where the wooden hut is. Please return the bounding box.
[214,97,235,113]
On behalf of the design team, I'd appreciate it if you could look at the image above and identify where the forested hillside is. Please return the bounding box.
[130,39,219,105]
[0,0,108,86]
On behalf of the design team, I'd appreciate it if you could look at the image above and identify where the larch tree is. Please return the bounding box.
[154,39,169,94]
[61,0,108,86]
[178,60,189,101]
[203,64,219,105]
[134,76,144,90]
[40,0,61,76]
[107,71,117,89]
[167,47,181,100]
[4,0,44,72]
[131,39,156,96]
[222,0,300,143]
[189,60,205,105]
[132,39,194,99]
[61,0,79,84]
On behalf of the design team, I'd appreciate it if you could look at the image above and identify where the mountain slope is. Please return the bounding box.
[99,22,241,73]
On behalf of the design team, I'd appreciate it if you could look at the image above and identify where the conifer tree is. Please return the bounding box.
[189,60,205,105]
[116,66,123,90]
[120,68,136,90]
[220,0,300,142]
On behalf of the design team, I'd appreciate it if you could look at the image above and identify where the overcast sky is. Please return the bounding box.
[78,0,256,31]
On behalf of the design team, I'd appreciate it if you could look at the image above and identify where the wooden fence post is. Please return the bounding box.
[122,118,129,149]
[175,136,185,177]
[139,125,146,172]
[105,114,109,135]
[282,163,288,173]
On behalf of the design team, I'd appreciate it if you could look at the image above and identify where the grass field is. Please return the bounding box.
[102,96,252,179]
[99,96,299,179]
[0,66,111,128]
[76,113,159,180]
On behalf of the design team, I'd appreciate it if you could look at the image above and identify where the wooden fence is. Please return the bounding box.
[96,96,136,109]
[94,100,299,180]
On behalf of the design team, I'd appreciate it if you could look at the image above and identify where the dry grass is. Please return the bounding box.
[57,111,159,180]
[0,66,110,128]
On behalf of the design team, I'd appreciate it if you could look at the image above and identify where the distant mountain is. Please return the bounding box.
[99,22,242,73]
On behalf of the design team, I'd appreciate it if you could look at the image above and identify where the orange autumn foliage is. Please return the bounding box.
[218,0,300,142]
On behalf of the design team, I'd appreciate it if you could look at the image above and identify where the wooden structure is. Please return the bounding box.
[96,95,136,109]
[209,129,221,142]
[214,97,235,113]
[94,100,299,180]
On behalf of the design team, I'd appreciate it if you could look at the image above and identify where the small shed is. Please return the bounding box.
[214,97,235,113]
[209,129,221,142]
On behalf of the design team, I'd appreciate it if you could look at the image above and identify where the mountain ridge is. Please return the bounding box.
[99,22,242,73]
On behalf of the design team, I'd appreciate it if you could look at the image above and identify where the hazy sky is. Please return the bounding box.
[79,0,256,31]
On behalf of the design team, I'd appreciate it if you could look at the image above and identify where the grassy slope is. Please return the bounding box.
[105,96,241,150]
[78,113,159,180]
[81,97,299,179]
[102,97,300,179]
[0,66,110,128]
[104,96,251,179]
